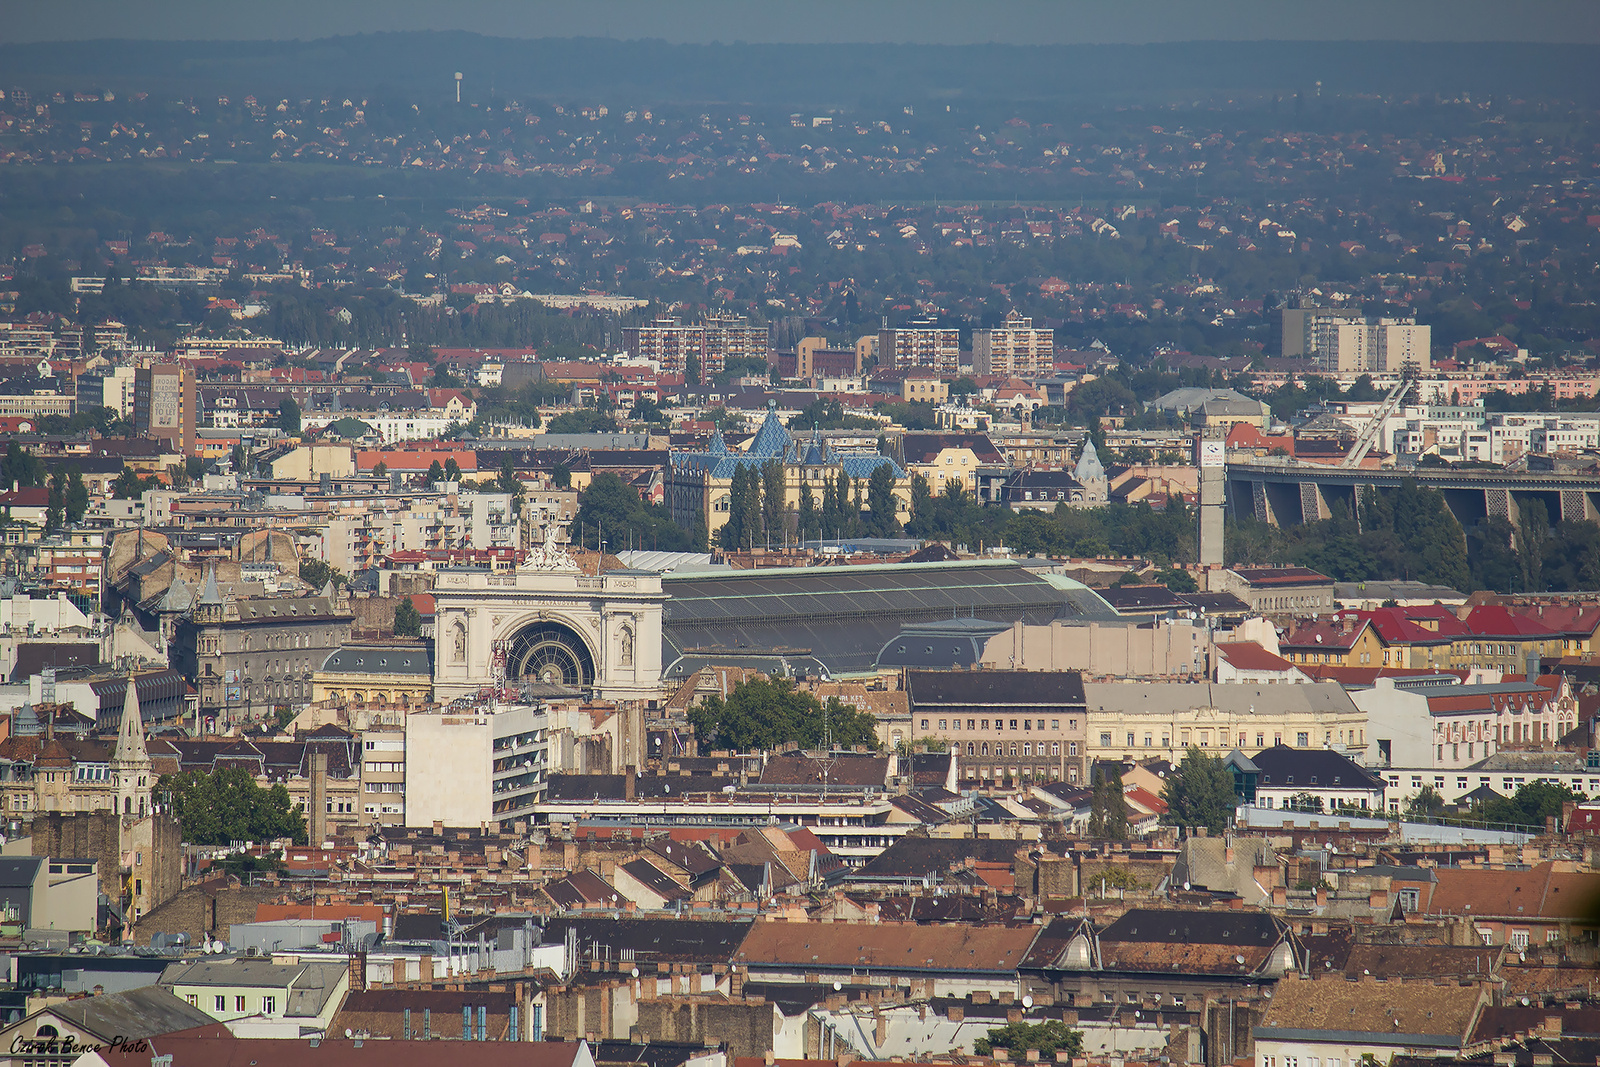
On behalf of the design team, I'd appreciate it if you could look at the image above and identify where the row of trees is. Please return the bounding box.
[573,471,704,553]
[1229,479,1600,594]
[158,767,307,846]
[1406,780,1582,830]
[688,676,879,752]
[721,462,903,550]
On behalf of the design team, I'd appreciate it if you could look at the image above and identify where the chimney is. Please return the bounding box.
[624,767,637,801]
[1543,1016,1563,1038]
[309,750,329,846]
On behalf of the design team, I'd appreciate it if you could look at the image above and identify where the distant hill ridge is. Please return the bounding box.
[2,34,1597,104]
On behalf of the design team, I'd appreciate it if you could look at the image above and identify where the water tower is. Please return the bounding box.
[454,71,463,104]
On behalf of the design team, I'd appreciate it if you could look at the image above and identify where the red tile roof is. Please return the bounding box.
[1568,806,1600,834]
[1514,603,1600,638]
[1424,862,1600,919]
[1214,641,1297,673]
[1230,566,1333,586]
[1280,618,1370,652]
[1465,605,1560,639]
[1300,665,1468,685]
[1356,606,1469,644]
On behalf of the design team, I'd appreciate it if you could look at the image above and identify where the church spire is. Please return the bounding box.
[199,562,223,605]
[112,672,150,768]
[111,670,153,819]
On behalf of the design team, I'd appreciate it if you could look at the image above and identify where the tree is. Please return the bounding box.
[299,558,347,589]
[975,1021,1083,1060]
[1474,781,1582,829]
[158,767,307,845]
[497,459,526,515]
[372,461,388,479]
[761,459,786,544]
[906,472,935,537]
[552,464,572,488]
[1467,518,1519,593]
[111,470,160,499]
[820,466,842,538]
[685,349,701,386]
[277,397,302,435]
[1285,792,1324,813]
[834,468,853,535]
[1405,785,1446,819]
[739,464,763,550]
[1517,501,1550,593]
[1088,763,1130,840]
[630,397,665,424]
[393,598,423,637]
[1156,567,1198,593]
[0,442,44,489]
[547,409,617,434]
[865,465,902,537]
[61,467,89,523]
[1162,747,1237,835]
[574,471,699,552]
[427,459,445,485]
[688,676,878,751]
[45,473,65,530]
[721,466,750,550]
[444,457,462,482]
[798,479,818,542]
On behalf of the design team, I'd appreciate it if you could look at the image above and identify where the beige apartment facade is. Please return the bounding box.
[1082,680,1367,765]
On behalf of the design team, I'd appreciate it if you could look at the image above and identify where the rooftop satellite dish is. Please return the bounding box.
[345,1029,354,1038]
[631,967,640,978]
[1022,995,1033,1008]
[1183,882,1191,891]
[833,981,842,992]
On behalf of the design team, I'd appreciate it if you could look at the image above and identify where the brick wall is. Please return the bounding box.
[133,878,278,945]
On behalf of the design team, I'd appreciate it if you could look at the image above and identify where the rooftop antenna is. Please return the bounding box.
[454,72,463,104]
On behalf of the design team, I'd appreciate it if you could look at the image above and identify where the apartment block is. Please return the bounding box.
[1287,309,1431,374]
[77,365,138,418]
[622,316,706,377]
[880,319,961,374]
[972,311,1053,377]
[132,363,197,454]
[702,312,769,376]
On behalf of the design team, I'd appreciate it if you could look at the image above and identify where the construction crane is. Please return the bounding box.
[1340,376,1412,468]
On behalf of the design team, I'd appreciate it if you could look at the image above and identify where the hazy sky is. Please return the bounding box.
[4,0,1600,44]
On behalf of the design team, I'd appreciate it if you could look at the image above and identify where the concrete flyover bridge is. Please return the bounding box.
[1225,458,1600,529]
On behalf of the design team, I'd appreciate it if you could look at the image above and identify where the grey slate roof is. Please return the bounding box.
[42,985,217,1039]
[663,560,1111,678]
[319,643,434,675]
[0,857,42,887]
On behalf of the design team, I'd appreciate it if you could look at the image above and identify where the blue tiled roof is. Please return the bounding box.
[747,407,792,458]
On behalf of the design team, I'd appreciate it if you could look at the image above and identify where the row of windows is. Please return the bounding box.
[952,741,1068,758]
[1397,773,1600,794]
[1257,796,1371,809]
[961,765,1079,782]
[1091,729,1361,749]
[189,993,277,1014]
[922,718,1075,732]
